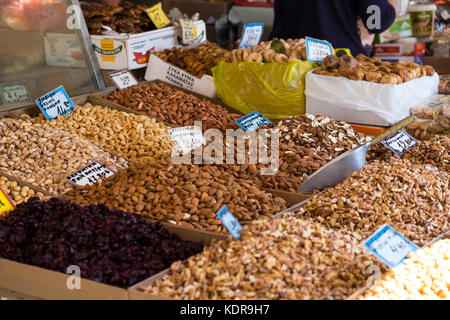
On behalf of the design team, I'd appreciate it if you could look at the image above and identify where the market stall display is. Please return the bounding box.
[63,161,287,233]
[0,197,204,288]
[361,238,449,300]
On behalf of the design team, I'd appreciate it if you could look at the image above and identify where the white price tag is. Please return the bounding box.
[381,130,417,156]
[180,19,195,45]
[109,70,139,90]
[66,162,115,187]
[363,224,419,268]
[0,81,30,104]
[235,111,271,131]
[239,23,264,48]
[35,86,76,120]
[306,37,333,62]
[169,126,206,155]
[217,206,242,239]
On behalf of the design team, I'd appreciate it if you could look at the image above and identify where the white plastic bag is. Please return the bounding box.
[305,71,439,126]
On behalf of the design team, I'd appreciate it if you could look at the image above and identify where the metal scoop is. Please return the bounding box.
[297,115,415,193]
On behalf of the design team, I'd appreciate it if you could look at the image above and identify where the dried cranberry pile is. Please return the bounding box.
[0,198,204,288]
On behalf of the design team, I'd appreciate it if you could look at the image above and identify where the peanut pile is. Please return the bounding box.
[63,160,287,233]
[0,118,127,195]
[294,160,449,246]
[24,103,174,163]
[155,43,228,77]
[361,239,450,300]
[140,217,384,300]
[0,175,46,205]
[105,82,241,132]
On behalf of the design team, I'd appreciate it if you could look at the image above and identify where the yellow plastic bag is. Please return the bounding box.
[212,60,318,119]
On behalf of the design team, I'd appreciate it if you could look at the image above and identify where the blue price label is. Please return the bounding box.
[35,85,76,120]
[363,224,419,268]
[305,37,333,62]
[239,23,264,48]
[217,206,242,239]
[381,130,417,156]
[235,111,271,131]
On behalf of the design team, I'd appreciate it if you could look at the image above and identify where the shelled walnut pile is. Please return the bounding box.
[63,161,287,233]
[361,239,450,300]
[139,217,384,300]
[155,44,228,77]
[0,118,127,195]
[83,1,157,35]
[225,38,308,62]
[294,160,449,246]
[104,82,241,132]
[24,104,174,163]
[0,175,46,205]
[314,54,435,84]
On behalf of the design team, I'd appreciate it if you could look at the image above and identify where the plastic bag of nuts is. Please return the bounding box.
[139,216,385,300]
[63,160,287,233]
[0,118,127,195]
[104,82,241,132]
[24,103,174,163]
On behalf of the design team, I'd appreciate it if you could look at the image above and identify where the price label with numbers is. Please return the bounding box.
[169,126,206,155]
[66,162,115,187]
[109,70,139,90]
[239,23,264,48]
[381,130,417,156]
[363,224,419,268]
[145,2,170,29]
[180,19,195,45]
[0,187,15,215]
[236,111,271,131]
[306,37,333,62]
[217,206,242,239]
[0,81,30,104]
[35,86,76,120]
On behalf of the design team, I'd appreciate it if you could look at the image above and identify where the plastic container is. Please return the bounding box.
[408,2,437,36]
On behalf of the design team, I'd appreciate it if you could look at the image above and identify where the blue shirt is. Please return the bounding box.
[271,0,396,56]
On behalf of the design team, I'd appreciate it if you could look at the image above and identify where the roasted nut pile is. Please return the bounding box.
[105,82,241,132]
[0,118,127,195]
[314,54,435,84]
[63,161,287,233]
[0,175,46,205]
[155,43,228,77]
[361,239,450,300]
[83,1,157,35]
[24,103,173,163]
[0,198,204,288]
[225,38,308,62]
[139,216,384,300]
[295,160,449,246]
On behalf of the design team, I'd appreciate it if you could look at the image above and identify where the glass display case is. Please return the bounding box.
[0,0,104,111]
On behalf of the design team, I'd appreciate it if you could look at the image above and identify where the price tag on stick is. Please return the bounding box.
[145,2,170,29]
[66,162,115,187]
[217,206,242,239]
[169,126,206,155]
[109,70,139,90]
[0,187,15,214]
[381,130,417,156]
[363,224,419,268]
[236,111,271,131]
[35,85,76,120]
[180,19,195,45]
[0,81,30,104]
[239,23,264,48]
[306,37,333,62]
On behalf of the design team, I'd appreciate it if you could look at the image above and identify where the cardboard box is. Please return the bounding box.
[44,33,86,68]
[0,223,226,300]
[373,55,423,65]
[167,0,232,21]
[373,43,409,56]
[90,20,207,70]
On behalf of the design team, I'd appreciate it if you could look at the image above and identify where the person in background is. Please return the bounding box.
[271,0,398,56]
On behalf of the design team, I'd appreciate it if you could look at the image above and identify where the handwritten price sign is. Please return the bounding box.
[381,130,417,156]
[0,81,30,104]
[109,70,139,90]
[35,86,76,120]
[239,23,264,48]
[236,111,271,131]
[306,37,333,62]
[67,162,115,187]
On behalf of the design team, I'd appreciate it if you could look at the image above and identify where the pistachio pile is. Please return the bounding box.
[0,175,46,205]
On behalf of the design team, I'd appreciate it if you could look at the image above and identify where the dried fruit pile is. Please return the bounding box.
[139,217,384,300]
[361,239,450,300]
[294,160,449,246]
[0,198,204,288]
[63,161,287,233]
[155,44,228,77]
